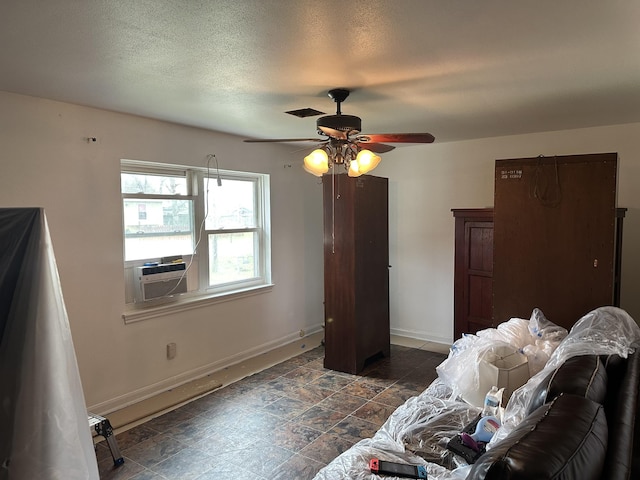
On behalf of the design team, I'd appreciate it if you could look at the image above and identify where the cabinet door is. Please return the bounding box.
[353,175,389,368]
[465,221,494,335]
[453,209,494,339]
[493,153,617,330]
[323,174,389,374]
[323,174,357,372]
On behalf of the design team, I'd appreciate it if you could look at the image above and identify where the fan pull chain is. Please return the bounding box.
[331,168,336,254]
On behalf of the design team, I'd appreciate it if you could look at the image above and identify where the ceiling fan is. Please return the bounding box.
[244,88,435,177]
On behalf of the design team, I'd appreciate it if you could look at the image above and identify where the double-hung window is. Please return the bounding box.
[121,160,271,308]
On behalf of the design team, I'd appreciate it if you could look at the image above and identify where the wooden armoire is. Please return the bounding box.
[453,153,624,337]
[322,173,390,374]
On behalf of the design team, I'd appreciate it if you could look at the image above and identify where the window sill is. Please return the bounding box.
[122,284,274,324]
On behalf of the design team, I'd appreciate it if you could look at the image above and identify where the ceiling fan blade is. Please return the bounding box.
[317,126,348,140]
[358,133,435,144]
[359,142,396,153]
[244,137,325,143]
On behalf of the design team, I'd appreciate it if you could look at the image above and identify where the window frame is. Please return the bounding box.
[121,159,272,320]
[197,171,271,295]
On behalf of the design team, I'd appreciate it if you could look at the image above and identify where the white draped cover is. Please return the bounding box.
[0,208,98,480]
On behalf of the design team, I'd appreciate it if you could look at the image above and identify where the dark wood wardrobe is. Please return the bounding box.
[453,153,624,336]
[322,173,390,374]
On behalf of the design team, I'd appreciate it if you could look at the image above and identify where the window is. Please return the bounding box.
[205,176,261,286]
[122,169,194,261]
[121,160,271,307]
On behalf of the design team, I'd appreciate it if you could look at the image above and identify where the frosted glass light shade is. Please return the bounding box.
[348,160,362,177]
[354,149,381,175]
[303,149,330,176]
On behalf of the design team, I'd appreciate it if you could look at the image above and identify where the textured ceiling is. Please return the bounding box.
[1,1,639,144]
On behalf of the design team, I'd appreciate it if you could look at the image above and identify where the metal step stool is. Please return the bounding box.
[88,413,124,467]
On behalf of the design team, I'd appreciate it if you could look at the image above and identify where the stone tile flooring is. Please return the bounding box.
[96,344,447,480]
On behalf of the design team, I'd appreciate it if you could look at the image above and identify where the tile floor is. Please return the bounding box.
[96,344,447,480]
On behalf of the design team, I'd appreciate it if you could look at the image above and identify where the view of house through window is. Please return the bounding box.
[121,160,271,304]
[122,171,194,261]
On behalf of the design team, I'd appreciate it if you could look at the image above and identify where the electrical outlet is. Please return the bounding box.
[167,342,177,359]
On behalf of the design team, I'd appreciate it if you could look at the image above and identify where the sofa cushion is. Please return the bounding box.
[468,394,608,480]
[527,355,608,415]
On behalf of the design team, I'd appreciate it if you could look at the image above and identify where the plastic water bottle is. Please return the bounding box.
[482,386,501,417]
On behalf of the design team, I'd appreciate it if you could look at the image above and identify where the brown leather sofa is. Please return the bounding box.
[467,352,640,480]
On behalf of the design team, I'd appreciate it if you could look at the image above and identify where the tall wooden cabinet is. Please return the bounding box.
[323,173,390,374]
[493,153,619,331]
[453,153,625,338]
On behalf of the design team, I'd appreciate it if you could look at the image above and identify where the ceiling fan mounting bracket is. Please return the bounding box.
[327,88,350,104]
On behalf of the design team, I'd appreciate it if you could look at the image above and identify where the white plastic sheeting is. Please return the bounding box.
[0,209,98,480]
[491,306,640,445]
[313,379,477,480]
[436,309,567,408]
[313,307,640,480]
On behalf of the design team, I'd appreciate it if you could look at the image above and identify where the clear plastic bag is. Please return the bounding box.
[490,306,640,447]
[314,381,481,479]
[314,307,639,480]
[313,436,472,480]
[437,309,568,404]
[436,337,516,407]
[528,307,568,343]
[381,379,482,469]
[477,317,532,349]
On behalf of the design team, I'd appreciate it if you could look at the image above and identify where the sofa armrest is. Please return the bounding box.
[602,351,640,480]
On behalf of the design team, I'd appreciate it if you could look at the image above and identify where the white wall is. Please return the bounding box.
[376,123,640,343]
[3,90,639,412]
[0,92,325,411]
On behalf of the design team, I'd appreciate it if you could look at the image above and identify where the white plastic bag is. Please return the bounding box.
[490,306,640,447]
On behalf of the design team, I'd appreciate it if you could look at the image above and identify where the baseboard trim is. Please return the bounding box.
[390,326,452,346]
[88,325,324,416]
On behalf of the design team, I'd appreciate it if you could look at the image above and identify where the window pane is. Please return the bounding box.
[208,232,257,285]
[121,173,188,195]
[123,199,194,261]
[205,178,256,229]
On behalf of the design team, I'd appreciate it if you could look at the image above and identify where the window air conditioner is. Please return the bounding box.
[135,262,188,302]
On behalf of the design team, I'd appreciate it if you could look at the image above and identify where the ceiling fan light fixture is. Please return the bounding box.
[353,149,381,175]
[303,148,329,176]
[244,88,434,177]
